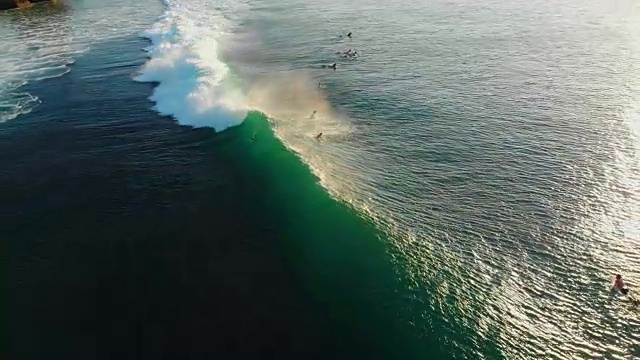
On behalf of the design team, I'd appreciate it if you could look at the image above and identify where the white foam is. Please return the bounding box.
[0,93,40,122]
[135,0,249,131]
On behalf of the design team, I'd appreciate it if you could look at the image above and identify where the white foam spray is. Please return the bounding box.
[135,0,249,131]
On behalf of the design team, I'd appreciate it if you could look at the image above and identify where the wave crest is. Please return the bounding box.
[135,0,248,131]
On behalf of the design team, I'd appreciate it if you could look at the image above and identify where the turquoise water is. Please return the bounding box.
[4,0,640,358]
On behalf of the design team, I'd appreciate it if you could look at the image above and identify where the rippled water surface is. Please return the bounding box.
[239,0,640,357]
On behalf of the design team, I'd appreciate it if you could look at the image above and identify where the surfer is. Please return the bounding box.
[612,274,628,294]
[611,274,640,306]
[321,63,337,70]
[347,32,352,38]
[314,132,323,140]
[309,110,317,119]
[251,132,257,142]
[344,49,356,57]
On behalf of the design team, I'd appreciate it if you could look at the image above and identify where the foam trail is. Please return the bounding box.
[0,93,41,122]
[135,0,248,131]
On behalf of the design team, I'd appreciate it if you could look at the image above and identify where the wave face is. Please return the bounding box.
[135,0,249,131]
[135,0,358,203]
[220,0,640,357]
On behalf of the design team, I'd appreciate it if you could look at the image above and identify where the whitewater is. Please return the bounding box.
[134,0,248,130]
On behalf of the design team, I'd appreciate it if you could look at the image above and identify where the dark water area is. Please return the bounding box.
[5,34,423,359]
[5,35,320,359]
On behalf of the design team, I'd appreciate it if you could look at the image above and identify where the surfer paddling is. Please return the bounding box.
[342,49,358,58]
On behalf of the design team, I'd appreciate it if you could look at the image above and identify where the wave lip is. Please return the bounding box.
[135,0,247,131]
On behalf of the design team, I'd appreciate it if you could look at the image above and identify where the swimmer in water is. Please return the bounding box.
[612,274,628,294]
[611,274,640,306]
[251,133,257,142]
[314,132,323,140]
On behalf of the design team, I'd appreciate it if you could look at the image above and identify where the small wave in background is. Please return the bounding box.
[0,0,158,122]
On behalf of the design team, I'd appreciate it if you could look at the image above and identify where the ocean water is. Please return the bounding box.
[4,0,640,359]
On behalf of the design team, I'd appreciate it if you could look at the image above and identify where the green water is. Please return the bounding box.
[236,113,414,356]
[228,0,640,357]
[230,111,502,358]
